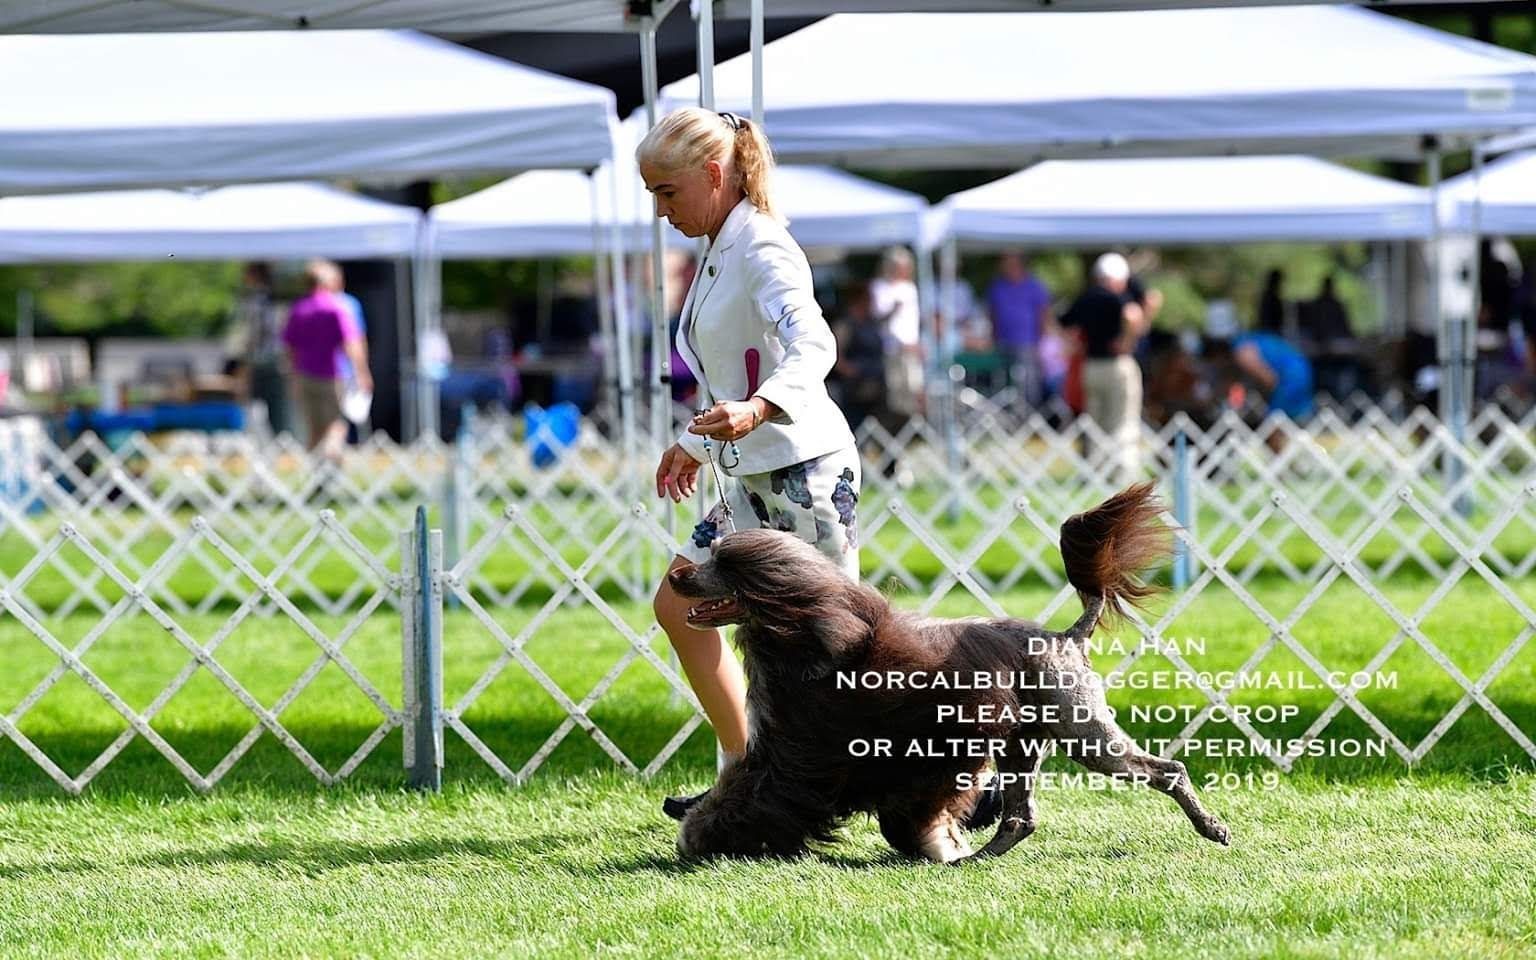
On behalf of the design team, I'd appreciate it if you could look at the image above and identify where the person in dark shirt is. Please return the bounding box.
[829,283,889,432]
[1305,273,1362,398]
[1518,270,1536,379]
[1480,240,1514,330]
[1124,271,1163,366]
[1306,274,1352,343]
[1060,253,1148,481]
[1257,269,1285,334]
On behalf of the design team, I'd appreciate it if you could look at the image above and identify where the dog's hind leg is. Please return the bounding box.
[1061,721,1231,846]
[958,737,1050,862]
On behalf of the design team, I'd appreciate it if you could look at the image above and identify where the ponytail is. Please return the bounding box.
[731,115,778,222]
[637,107,779,221]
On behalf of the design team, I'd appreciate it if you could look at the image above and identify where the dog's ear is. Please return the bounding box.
[807,583,878,667]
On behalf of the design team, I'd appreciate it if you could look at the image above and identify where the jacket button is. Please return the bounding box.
[707,265,715,277]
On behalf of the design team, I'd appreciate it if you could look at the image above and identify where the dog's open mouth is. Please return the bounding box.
[684,596,743,627]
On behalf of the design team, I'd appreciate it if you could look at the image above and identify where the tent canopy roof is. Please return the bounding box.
[430,165,929,258]
[430,170,644,259]
[776,166,928,249]
[936,155,1433,246]
[714,0,1510,13]
[661,6,1536,166]
[1443,149,1536,234]
[0,29,616,193]
[0,0,1508,33]
[0,1,653,33]
[0,182,420,262]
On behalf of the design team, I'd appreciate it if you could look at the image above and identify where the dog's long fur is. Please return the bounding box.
[667,482,1232,862]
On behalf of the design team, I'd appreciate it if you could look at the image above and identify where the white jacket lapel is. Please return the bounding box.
[691,200,752,322]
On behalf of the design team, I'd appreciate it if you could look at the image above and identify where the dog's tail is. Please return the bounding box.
[1059,482,1171,640]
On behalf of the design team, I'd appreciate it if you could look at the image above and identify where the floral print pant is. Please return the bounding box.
[679,445,860,580]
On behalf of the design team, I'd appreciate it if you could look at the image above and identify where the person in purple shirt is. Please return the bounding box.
[281,259,372,458]
[987,250,1054,407]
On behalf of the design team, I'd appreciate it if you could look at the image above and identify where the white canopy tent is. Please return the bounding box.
[430,170,657,261]
[0,30,616,194]
[664,5,1536,471]
[714,0,1507,11]
[428,163,928,459]
[0,27,625,444]
[777,167,928,250]
[1443,150,1536,235]
[429,165,926,257]
[933,154,1433,370]
[0,0,1501,33]
[0,182,420,263]
[934,156,1433,248]
[0,1,681,33]
[426,167,654,433]
[662,6,1536,167]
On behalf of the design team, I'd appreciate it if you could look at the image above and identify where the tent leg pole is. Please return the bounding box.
[591,171,620,447]
[695,0,715,110]
[641,22,673,537]
[750,0,764,124]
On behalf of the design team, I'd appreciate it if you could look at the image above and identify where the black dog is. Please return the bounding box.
[667,483,1231,862]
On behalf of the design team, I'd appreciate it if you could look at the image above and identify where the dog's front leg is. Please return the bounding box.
[676,761,813,859]
[878,806,973,864]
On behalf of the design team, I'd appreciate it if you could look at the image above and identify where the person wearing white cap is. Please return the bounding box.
[1059,252,1148,481]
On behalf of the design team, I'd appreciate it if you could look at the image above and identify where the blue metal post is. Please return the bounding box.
[409,505,443,791]
[443,402,473,609]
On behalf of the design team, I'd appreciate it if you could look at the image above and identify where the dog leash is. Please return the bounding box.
[693,410,738,535]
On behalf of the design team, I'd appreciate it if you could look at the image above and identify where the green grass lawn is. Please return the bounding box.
[1,774,1532,959]
[2,579,1535,957]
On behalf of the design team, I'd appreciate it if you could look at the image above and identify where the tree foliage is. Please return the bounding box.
[0,261,241,338]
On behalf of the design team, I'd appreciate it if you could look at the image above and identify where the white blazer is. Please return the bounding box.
[674,197,855,477]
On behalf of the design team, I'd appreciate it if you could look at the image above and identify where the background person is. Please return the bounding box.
[637,107,860,822]
[987,250,1053,408]
[1257,268,1286,334]
[281,259,373,460]
[829,283,888,434]
[1060,252,1147,482]
[1205,325,1314,452]
[326,263,369,442]
[228,262,290,436]
[870,246,923,418]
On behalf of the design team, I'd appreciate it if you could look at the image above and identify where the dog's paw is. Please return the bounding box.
[1201,821,1232,846]
[676,824,696,858]
[917,817,973,864]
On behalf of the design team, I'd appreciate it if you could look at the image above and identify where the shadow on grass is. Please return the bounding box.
[1,691,1532,803]
[0,714,714,801]
[0,828,673,880]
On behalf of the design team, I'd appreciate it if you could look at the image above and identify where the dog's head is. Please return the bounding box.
[668,529,881,669]
[668,528,828,629]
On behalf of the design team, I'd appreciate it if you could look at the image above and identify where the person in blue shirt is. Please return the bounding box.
[1232,330,1314,422]
[316,261,369,443]
[326,265,366,383]
[1206,329,1314,452]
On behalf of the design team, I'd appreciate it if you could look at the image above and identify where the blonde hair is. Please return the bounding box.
[636,107,778,221]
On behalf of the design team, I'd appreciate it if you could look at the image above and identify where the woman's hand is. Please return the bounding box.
[687,398,773,442]
[656,443,702,502]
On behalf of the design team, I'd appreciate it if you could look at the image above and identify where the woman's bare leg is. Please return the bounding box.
[653,555,748,759]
